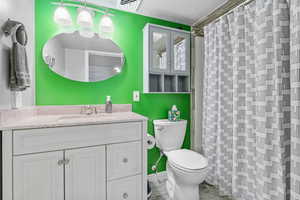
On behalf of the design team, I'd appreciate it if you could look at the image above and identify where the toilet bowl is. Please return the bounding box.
[165,149,208,200]
[153,120,208,200]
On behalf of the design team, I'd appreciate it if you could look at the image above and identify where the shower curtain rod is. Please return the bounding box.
[212,0,254,23]
[192,0,254,37]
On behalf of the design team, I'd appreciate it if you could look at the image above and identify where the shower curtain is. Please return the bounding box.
[202,0,291,199]
[290,0,300,199]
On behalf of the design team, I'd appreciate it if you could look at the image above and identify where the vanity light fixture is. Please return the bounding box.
[77,0,94,37]
[54,1,72,26]
[99,14,114,38]
[52,1,114,38]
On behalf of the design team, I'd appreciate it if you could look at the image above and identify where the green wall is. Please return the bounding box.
[35,0,191,174]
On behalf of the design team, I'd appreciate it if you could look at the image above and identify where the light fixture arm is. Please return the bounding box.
[51,1,114,16]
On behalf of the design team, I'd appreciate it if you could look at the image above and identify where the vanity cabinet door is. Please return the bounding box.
[65,146,106,200]
[13,152,64,200]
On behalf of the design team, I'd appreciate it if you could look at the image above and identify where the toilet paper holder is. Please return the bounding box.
[146,134,156,150]
[147,139,154,146]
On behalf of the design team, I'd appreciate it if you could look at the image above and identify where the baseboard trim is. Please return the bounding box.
[148,171,167,182]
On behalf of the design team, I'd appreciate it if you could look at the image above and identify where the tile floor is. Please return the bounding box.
[149,178,232,200]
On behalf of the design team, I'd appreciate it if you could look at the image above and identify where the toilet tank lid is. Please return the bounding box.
[153,119,187,125]
[166,149,208,170]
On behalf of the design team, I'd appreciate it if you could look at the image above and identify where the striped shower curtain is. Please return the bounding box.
[203,0,291,199]
[290,0,300,199]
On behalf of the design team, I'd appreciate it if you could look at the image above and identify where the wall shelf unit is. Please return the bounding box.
[143,24,191,94]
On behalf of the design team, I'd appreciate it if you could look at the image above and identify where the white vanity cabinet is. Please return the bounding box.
[2,121,147,200]
[143,23,191,93]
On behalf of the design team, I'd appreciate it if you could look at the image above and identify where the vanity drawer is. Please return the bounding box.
[107,175,142,200]
[107,141,142,180]
[13,122,142,155]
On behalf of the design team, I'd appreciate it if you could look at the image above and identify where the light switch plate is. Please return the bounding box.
[133,91,140,102]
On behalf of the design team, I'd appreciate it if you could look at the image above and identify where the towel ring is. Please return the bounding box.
[15,25,28,46]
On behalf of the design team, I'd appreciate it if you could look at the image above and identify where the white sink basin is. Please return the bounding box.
[57,113,111,121]
[14,113,119,127]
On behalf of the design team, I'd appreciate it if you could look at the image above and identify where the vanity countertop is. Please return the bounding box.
[0,105,147,131]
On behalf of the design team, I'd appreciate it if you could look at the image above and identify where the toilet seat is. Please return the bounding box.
[165,149,208,172]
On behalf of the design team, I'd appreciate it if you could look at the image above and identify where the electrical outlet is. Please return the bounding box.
[133,91,140,102]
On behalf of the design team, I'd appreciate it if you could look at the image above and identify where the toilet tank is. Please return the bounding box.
[153,119,187,152]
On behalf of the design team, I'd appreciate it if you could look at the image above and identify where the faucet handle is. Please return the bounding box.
[81,105,88,114]
[93,106,98,114]
[81,105,94,115]
[80,106,85,114]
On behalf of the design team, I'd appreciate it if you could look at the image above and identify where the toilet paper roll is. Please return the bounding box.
[146,134,156,149]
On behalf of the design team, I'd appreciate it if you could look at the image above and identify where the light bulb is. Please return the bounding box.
[77,9,93,28]
[113,67,121,73]
[99,15,114,38]
[54,6,72,26]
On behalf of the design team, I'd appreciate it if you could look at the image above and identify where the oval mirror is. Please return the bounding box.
[43,31,124,82]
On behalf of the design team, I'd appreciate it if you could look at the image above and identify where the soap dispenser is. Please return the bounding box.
[105,96,112,113]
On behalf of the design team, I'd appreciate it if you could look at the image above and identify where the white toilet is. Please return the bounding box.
[154,119,208,200]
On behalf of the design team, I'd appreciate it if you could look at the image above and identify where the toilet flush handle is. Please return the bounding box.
[156,126,164,131]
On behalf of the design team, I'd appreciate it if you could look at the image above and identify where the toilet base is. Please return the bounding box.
[167,180,200,200]
[166,164,201,200]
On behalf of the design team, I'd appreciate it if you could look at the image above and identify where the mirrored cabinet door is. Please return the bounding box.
[171,31,190,75]
[149,27,171,73]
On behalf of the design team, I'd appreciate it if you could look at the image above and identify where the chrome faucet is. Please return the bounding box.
[81,105,97,115]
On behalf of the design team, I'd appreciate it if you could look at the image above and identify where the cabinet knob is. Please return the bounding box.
[64,159,70,165]
[58,160,64,166]
[123,192,128,199]
[123,158,128,163]
[58,159,70,165]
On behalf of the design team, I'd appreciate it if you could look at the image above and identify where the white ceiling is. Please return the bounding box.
[79,0,227,25]
[139,0,227,25]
